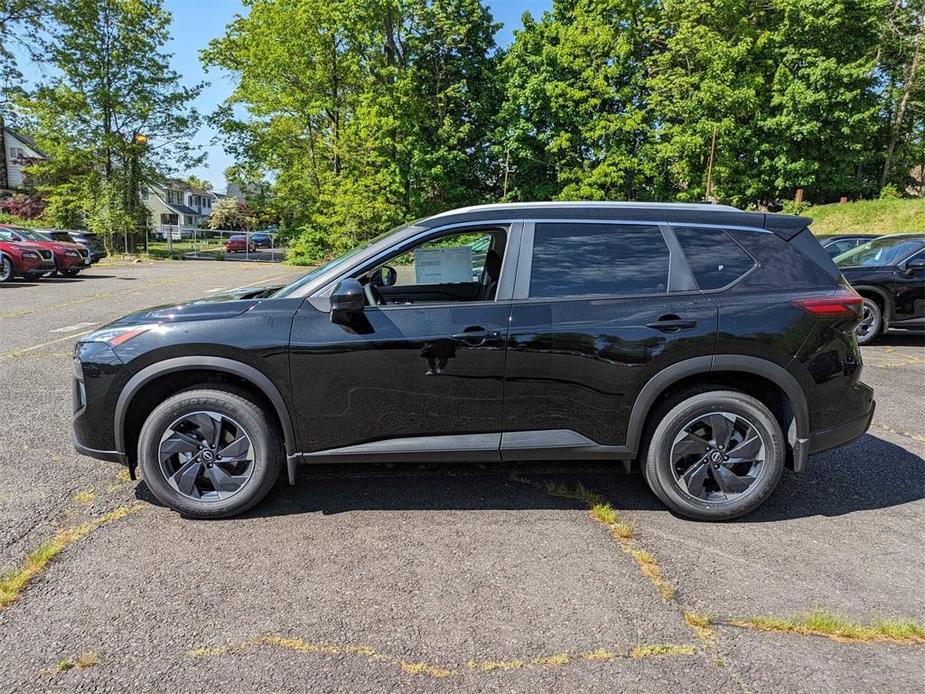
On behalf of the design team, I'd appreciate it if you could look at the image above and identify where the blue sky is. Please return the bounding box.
[18,1,552,191]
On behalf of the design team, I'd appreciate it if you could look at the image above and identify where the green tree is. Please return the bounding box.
[649,0,884,205]
[20,0,204,245]
[495,1,661,202]
[203,0,501,262]
[0,0,49,120]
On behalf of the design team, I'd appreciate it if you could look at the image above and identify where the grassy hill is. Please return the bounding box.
[804,198,925,236]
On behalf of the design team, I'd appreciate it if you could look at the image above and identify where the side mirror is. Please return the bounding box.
[905,257,925,274]
[370,265,397,287]
[330,278,365,324]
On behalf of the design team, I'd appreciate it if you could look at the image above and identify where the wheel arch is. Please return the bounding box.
[852,284,892,325]
[626,355,810,471]
[115,357,296,470]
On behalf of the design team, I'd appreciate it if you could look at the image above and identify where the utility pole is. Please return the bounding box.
[133,133,148,254]
[705,125,718,202]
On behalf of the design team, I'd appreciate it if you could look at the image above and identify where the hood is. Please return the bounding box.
[101,285,285,328]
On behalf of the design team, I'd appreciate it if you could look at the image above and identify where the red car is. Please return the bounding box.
[226,234,256,253]
[0,239,57,281]
[0,225,92,276]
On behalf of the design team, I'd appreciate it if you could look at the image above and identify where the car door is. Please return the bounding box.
[288,222,521,461]
[893,247,925,325]
[501,220,719,459]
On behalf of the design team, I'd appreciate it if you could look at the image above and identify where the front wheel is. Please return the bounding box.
[0,256,12,282]
[855,298,881,345]
[138,387,282,518]
[643,390,785,521]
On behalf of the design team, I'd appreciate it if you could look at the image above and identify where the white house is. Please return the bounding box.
[1,127,49,191]
[142,178,213,234]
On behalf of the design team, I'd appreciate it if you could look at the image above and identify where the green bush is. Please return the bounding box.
[781,199,809,215]
[878,184,901,200]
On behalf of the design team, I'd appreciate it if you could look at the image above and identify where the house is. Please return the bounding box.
[142,178,213,234]
[1,126,49,191]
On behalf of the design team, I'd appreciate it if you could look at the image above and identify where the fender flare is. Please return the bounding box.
[625,354,809,455]
[850,284,892,326]
[114,356,296,458]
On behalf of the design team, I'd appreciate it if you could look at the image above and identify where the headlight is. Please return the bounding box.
[22,250,40,259]
[84,326,150,346]
[64,250,80,257]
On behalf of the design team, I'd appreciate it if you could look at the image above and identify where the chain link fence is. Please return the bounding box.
[98,225,288,262]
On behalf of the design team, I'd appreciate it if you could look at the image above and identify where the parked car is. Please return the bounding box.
[73,202,874,521]
[46,230,107,263]
[251,232,273,249]
[835,233,925,344]
[0,237,57,281]
[820,234,879,258]
[0,226,91,276]
[226,234,256,253]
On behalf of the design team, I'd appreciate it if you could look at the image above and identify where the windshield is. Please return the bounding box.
[835,236,925,268]
[271,222,421,298]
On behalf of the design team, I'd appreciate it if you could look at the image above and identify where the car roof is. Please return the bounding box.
[419,201,811,238]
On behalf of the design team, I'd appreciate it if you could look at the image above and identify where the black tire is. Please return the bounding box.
[855,297,881,345]
[0,256,12,282]
[643,390,784,521]
[138,387,282,518]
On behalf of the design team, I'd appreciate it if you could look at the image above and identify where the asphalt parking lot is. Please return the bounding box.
[0,261,923,692]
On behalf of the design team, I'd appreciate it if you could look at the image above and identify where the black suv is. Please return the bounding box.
[834,233,925,344]
[72,203,874,521]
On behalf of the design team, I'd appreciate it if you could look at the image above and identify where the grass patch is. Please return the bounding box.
[806,198,925,236]
[399,661,452,678]
[466,659,526,671]
[0,505,141,610]
[580,648,616,661]
[531,653,570,666]
[732,610,925,644]
[630,644,697,659]
[55,652,100,672]
[73,489,95,504]
[533,479,681,601]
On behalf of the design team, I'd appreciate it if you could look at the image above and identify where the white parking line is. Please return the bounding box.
[50,322,98,333]
[2,329,96,359]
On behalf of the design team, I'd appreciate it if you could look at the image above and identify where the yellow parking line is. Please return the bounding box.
[2,329,95,360]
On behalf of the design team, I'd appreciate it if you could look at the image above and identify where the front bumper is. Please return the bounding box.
[809,400,876,454]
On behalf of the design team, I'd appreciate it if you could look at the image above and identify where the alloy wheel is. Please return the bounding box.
[670,412,767,504]
[158,410,256,502]
[856,302,878,341]
[0,258,12,282]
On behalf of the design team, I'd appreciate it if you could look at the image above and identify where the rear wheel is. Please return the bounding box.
[643,390,784,521]
[855,298,881,345]
[138,387,282,518]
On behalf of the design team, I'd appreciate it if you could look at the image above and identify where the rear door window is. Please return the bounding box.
[529,223,669,298]
[672,226,755,290]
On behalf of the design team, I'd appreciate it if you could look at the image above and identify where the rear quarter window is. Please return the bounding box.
[672,226,755,290]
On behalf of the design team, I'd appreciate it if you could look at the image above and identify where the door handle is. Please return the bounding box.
[646,316,697,332]
[451,327,501,345]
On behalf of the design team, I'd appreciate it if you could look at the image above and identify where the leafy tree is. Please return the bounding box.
[496,1,661,202]
[0,0,49,120]
[20,0,204,244]
[203,0,501,261]
[209,196,254,230]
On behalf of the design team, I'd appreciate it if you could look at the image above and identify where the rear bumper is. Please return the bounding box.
[809,400,875,455]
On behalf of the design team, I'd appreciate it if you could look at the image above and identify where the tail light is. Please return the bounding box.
[791,290,863,319]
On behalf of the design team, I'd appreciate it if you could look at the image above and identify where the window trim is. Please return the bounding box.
[309,220,523,311]
[513,218,688,302]
[669,224,759,294]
